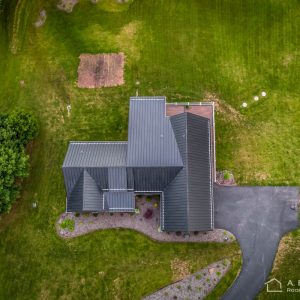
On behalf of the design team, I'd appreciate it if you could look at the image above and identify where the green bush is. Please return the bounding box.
[223,171,231,180]
[0,110,38,213]
[60,219,75,232]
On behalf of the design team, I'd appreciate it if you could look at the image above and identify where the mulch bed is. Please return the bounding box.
[57,196,235,243]
[216,170,236,186]
[77,53,125,88]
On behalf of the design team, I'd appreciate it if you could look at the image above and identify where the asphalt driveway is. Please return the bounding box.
[214,186,299,300]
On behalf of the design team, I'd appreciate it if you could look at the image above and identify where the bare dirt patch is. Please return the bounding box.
[77,53,125,88]
[204,92,244,123]
[57,0,78,13]
[34,10,47,28]
[171,258,191,281]
[116,21,141,64]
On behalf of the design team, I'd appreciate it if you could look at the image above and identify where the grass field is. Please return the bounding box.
[0,0,299,299]
[257,226,300,300]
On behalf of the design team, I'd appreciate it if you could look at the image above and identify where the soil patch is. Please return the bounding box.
[34,10,47,28]
[204,92,244,123]
[57,0,78,13]
[77,53,125,88]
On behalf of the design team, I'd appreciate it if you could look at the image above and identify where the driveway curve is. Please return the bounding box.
[214,186,299,300]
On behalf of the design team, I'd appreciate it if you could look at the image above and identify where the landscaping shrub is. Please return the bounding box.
[75,212,80,217]
[0,110,38,213]
[60,219,75,231]
[143,208,153,219]
[223,171,231,180]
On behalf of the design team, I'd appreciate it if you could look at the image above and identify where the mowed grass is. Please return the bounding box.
[0,0,299,299]
[257,228,300,300]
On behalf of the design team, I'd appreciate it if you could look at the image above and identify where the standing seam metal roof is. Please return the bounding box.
[63,97,214,232]
[163,112,213,231]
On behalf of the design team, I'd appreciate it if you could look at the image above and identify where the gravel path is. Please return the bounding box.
[57,197,235,243]
[143,259,231,300]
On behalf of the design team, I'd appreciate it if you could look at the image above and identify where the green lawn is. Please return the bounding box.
[257,228,300,300]
[0,0,299,299]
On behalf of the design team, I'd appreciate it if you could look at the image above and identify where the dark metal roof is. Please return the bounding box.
[133,167,181,191]
[63,142,127,167]
[108,167,128,190]
[67,169,103,212]
[127,97,183,167]
[63,97,214,231]
[163,113,213,231]
[104,192,135,212]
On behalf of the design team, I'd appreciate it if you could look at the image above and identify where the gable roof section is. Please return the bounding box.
[163,112,213,231]
[63,142,127,167]
[67,169,103,212]
[127,97,183,167]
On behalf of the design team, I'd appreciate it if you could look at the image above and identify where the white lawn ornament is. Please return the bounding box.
[254,96,259,101]
[67,104,71,117]
[261,91,267,97]
[242,102,248,108]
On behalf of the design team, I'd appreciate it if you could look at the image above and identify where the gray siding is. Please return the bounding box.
[127,97,183,167]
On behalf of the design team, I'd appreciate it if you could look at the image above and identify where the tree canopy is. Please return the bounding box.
[0,110,38,213]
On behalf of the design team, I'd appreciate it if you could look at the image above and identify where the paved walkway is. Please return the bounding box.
[214,186,299,300]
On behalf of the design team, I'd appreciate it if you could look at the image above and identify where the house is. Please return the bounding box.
[62,97,216,232]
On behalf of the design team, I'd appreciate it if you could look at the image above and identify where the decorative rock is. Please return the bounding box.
[56,198,235,243]
[143,260,231,300]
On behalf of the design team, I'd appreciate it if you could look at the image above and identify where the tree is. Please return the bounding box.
[0,110,38,213]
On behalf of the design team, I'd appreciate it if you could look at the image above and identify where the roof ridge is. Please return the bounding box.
[185,114,190,231]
